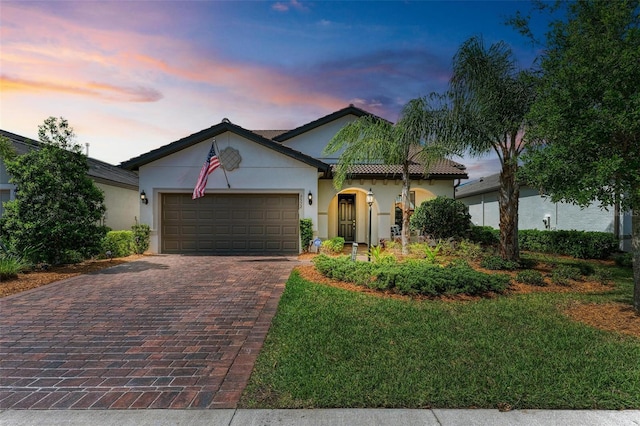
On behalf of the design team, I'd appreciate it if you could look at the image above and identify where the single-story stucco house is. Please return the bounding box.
[0,129,140,231]
[455,173,633,251]
[121,105,468,255]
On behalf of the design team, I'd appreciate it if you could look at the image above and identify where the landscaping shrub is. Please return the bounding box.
[61,250,84,264]
[0,118,107,265]
[312,254,374,286]
[552,265,583,281]
[518,230,618,259]
[594,268,613,285]
[467,225,500,246]
[299,219,313,252]
[410,196,472,240]
[132,223,151,254]
[614,252,633,268]
[102,231,135,258]
[456,240,484,260]
[515,270,545,286]
[480,255,519,271]
[313,254,509,296]
[0,254,30,280]
[377,261,510,296]
[320,237,345,254]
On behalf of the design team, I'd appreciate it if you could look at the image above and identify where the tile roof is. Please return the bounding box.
[331,158,468,179]
[1,130,139,189]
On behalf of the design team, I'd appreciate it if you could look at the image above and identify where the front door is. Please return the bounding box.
[338,194,356,242]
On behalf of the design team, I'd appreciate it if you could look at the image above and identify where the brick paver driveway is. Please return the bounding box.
[0,255,297,409]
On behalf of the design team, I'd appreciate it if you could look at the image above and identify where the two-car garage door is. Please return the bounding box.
[162,193,299,255]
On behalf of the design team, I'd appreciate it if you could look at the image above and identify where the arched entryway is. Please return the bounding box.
[327,187,379,246]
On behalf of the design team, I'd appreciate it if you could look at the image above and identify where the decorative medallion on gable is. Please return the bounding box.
[220,147,241,171]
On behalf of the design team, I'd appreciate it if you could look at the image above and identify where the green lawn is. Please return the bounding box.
[240,266,640,409]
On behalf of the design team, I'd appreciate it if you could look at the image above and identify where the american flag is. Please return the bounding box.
[192,143,221,199]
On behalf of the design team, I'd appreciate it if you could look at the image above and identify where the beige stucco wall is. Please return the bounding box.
[318,178,456,244]
[95,183,140,231]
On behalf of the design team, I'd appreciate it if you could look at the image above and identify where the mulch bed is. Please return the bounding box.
[296,254,640,339]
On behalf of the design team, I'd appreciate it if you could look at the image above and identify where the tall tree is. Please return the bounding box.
[323,97,450,255]
[0,117,107,264]
[447,36,536,261]
[517,0,640,310]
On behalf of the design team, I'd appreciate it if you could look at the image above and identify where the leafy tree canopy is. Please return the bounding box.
[515,0,640,310]
[0,117,107,264]
[519,0,640,211]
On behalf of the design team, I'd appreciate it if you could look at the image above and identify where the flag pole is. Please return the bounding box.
[213,138,231,189]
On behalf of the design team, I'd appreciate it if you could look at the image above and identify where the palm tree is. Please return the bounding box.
[323,96,450,255]
[447,36,535,261]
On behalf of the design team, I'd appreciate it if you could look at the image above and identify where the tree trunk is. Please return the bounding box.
[633,206,640,312]
[401,165,411,255]
[498,159,520,261]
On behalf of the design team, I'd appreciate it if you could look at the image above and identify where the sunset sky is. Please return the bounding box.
[0,1,550,180]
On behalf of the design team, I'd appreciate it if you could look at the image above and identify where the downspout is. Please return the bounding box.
[453,179,462,199]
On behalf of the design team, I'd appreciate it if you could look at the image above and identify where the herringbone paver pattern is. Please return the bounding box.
[0,256,295,409]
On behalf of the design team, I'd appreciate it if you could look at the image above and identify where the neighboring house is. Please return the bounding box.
[455,173,633,251]
[121,105,468,255]
[0,130,140,231]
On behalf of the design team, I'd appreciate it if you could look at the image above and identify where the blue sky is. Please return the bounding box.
[0,0,550,180]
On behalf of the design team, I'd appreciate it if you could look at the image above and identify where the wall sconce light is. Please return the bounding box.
[140,190,148,205]
[308,191,313,205]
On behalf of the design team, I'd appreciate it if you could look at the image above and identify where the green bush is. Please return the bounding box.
[594,268,613,285]
[320,237,345,254]
[410,196,471,240]
[61,250,85,264]
[0,255,30,280]
[312,254,374,286]
[518,229,618,259]
[456,240,484,260]
[480,255,519,271]
[102,231,134,258]
[132,224,151,254]
[467,226,500,246]
[614,252,633,268]
[376,261,510,296]
[0,118,107,265]
[515,270,545,286]
[313,254,509,296]
[299,219,313,252]
[552,265,582,280]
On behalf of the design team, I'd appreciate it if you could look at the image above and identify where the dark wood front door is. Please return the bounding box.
[338,194,356,242]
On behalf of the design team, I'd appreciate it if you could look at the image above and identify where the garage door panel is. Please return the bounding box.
[282,211,298,220]
[162,193,298,255]
[266,211,282,220]
[282,226,298,235]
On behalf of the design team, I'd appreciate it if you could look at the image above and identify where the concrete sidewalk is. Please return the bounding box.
[1,409,639,425]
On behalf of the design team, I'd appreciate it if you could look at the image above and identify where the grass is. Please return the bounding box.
[240,265,640,409]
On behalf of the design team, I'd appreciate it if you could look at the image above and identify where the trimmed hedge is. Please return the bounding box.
[468,227,618,259]
[300,219,313,252]
[468,226,500,246]
[132,224,151,254]
[519,229,618,259]
[102,231,135,258]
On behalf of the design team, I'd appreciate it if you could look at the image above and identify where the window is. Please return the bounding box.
[394,191,415,227]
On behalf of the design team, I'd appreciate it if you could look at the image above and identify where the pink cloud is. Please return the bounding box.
[1,75,162,103]
[1,3,343,112]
